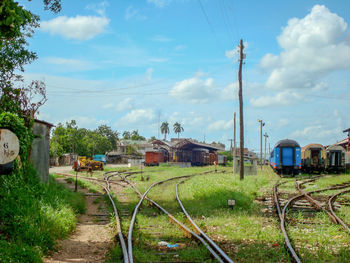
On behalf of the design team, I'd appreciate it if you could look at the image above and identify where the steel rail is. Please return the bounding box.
[295,180,338,223]
[276,182,350,263]
[120,172,224,263]
[101,174,129,263]
[273,181,302,263]
[77,172,129,262]
[328,189,350,233]
[176,180,234,263]
[55,172,122,184]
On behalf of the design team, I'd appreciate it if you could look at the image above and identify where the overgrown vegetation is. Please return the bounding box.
[94,165,350,262]
[0,170,85,263]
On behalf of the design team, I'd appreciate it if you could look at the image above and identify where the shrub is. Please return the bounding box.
[0,167,85,262]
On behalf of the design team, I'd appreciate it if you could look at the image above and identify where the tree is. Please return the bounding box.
[131,130,145,141]
[0,1,43,122]
[0,0,60,122]
[122,131,131,140]
[83,131,111,156]
[42,0,62,13]
[173,122,184,139]
[96,125,119,149]
[160,122,170,141]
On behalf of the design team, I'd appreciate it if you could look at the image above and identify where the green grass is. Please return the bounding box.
[54,165,350,262]
[105,166,289,262]
[280,173,350,262]
[0,167,85,263]
[63,176,101,193]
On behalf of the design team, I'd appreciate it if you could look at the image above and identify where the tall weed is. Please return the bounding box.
[0,166,85,262]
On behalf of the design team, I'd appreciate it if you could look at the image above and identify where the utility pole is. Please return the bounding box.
[233,112,236,173]
[257,119,265,170]
[238,39,245,180]
[228,139,233,155]
[264,132,268,165]
[157,111,161,139]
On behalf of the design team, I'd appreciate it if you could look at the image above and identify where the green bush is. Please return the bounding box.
[0,167,85,263]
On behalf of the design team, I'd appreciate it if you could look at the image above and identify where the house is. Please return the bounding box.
[106,139,153,164]
[151,138,222,166]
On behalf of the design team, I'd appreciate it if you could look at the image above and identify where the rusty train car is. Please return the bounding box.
[326,145,346,173]
[301,143,326,174]
[145,151,166,166]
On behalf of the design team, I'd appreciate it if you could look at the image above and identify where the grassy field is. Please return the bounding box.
[60,165,350,262]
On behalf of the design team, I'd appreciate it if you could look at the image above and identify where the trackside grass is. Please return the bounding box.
[64,165,350,262]
[0,167,85,263]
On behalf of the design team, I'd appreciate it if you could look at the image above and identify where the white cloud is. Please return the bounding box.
[85,1,109,16]
[65,116,109,127]
[225,47,238,60]
[220,82,238,100]
[225,42,248,60]
[291,125,339,141]
[170,73,217,103]
[151,35,172,42]
[146,68,154,81]
[44,57,96,71]
[125,6,146,21]
[261,5,350,90]
[121,108,155,124]
[41,15,109,40]
[250,90,301,107]
[207,120,233,132]
[116,98,133,112]
[220,81,262,101]
[147,0,172,8]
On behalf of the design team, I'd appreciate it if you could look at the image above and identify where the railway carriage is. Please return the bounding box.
[145,151,165,166]
[191,148,209,166]
[301,144,326,174]
[270,139,301,176]
[325,145,346,173]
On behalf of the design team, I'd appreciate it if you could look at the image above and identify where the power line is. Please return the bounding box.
[218,0,235,44]
[197,0,225,51]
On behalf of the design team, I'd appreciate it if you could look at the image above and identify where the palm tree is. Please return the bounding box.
[160,122,170,140]
[173,122,184,139]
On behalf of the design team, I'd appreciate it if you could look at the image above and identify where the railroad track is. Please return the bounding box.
[112,170,232,263]
[295,178,338,223]
[274,179,350,263]
[328,189,350,233]
[176,180,233,263]
[102,173,129,263]
[55,169,231,262]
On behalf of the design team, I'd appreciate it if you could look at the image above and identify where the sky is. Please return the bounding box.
[18,0,350,153]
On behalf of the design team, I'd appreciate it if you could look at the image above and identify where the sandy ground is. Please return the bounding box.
[49,164,129,174]
[43,178,114,263]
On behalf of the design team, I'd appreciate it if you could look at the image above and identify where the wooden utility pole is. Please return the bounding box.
[233,112,236,173]
[238,39,245,180]
[258,119,265,170]
[264,132,268,165]
[228,139,233,155]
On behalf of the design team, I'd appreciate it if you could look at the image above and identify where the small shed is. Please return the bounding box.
[30,119,54,183]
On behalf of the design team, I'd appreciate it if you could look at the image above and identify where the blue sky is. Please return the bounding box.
[18,0,350,152]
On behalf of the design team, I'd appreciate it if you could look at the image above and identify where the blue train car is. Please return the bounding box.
[93,154,107,165]
[270,139,301,176]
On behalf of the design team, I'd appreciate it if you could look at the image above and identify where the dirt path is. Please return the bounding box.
[43,178,114,263]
